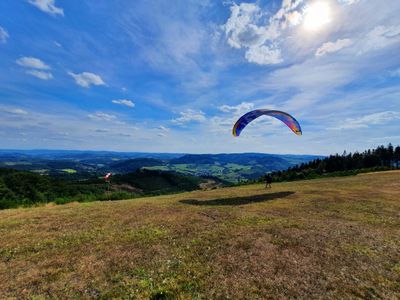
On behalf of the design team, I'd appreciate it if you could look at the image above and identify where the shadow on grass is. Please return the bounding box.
[179,191,295,206]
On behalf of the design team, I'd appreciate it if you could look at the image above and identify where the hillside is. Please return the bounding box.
[0,168,217,209]
[108,158,164,173]
[0,171,399,299]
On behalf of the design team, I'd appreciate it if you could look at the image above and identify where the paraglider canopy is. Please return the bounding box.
[232,109,302,137]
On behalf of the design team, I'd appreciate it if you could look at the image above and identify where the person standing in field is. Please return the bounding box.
[265,174,272,189]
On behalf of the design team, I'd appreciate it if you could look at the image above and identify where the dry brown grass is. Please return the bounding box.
[0,171,399,299]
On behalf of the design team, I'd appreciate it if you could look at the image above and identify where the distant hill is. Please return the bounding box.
[0,149,184,161]
[108,158,165,173]
[162,153,323,182]
[171,153,322,165]
[0,149,323,183]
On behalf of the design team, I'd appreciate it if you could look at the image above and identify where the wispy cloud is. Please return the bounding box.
[316,39,352,57]
[358,25,400,54]
[112,99,135,108]
[26,70,53,80]
[16,57,51,70]
[331,111,400,130]
[0,26,9,43]
[172,109,206,125]
[3,108,28,115]
[157,125,169,132]
[339,0,362,5]
[16,57,53,80]
[88,112,116,121]
[95,129,109,133]
[28,0,64,17]
[68,72,105,88]
[390,68,400,77]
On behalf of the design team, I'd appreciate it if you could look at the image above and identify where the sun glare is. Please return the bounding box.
[303,2,332,31]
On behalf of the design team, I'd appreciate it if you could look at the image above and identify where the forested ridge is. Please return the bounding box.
[268,144,400,182]
[0,169,206,209]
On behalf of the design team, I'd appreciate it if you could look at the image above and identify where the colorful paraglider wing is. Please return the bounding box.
[232,109,302,137]
[267,111,302,136]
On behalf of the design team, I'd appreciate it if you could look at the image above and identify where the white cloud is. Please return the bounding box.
[223,1,305,65]
[16,57,50,70]
[223,3,281,65]
[4,108,28,115]
[112,99,135,108]
[0,26,9,43]
[28,0,64,16]
[224,3,264,49]
[68,72,105,88]
[332,111,400,130]
[172,109,206,124]
[219,102,254,114]
[245,45,283,65]
[223,0,396,65]
[358,25,400,54]
[26,70,53,80]
[16,57,53,80]
[88,112,116,121]
[315,39,352,57]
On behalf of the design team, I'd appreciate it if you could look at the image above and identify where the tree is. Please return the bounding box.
[395,146,400,168]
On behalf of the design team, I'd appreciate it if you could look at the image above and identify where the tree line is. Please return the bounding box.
[267,144,400,182]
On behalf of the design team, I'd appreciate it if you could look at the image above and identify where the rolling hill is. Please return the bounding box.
[0,171,399,299]
[150,153,323,181]
[0,168,223,209]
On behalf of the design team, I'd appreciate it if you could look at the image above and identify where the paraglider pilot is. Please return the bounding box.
[265,174,272,189]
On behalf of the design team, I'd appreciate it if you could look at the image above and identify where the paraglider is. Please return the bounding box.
[232,109,302,137]
[103,172,112,182]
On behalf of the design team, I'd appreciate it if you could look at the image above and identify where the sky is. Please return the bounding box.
[0,0,399,155]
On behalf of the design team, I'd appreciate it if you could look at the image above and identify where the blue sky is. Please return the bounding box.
[0,0,399,155]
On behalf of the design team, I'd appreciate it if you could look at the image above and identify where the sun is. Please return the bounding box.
[303,2,332,31]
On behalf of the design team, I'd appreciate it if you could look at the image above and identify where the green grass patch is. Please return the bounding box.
[60,168,77,174]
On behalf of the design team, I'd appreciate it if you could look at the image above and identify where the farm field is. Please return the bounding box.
[0,171,399,299]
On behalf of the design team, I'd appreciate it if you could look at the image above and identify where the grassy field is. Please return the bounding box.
[1,171,399,299]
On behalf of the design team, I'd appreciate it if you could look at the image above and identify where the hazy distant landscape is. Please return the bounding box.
[0,144,397,210]
[0,149,323,182]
